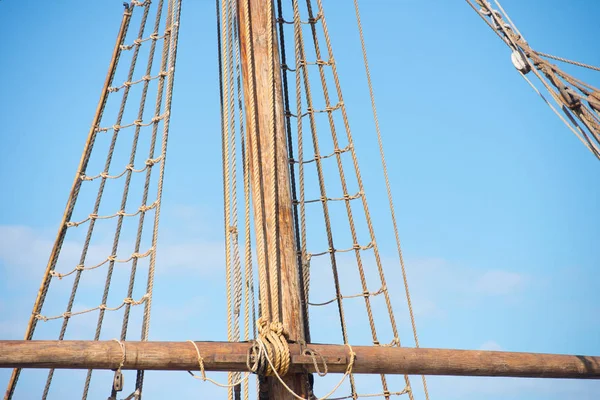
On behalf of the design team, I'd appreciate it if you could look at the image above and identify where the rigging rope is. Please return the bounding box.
[212,1,422,399]
[352,0,429,397]
[218,1,263,398]
[467,0,600,160]
[4,1,182,398]
[533,51,600,73]
[219,0,235,395]
[8,2,428,399]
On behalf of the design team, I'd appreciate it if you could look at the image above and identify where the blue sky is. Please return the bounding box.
[1,0,599,399]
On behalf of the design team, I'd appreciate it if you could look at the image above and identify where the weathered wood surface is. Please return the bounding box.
[1,341,599,379]
[237,0,308,397]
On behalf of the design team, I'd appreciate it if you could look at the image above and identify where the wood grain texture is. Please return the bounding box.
[1,341,599,379]
[237,0,308,397]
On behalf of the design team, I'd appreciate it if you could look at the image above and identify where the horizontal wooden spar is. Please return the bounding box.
[1,340,599,379]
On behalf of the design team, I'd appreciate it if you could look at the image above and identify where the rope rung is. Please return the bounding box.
[289,144,352,164]
[294,191,362,205]
[49,247,155,279]
[107,71,168,93]
[308,285,386,307]
[65,201,158,227]
[96,113,167,133]
[80,156,164,181]
[120,33,165,50]
[33,294,150,322]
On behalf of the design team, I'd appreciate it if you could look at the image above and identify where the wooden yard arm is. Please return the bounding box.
[1,340,599,379]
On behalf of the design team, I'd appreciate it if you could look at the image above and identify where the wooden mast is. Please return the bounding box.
[4,1,600,398]
[236,0,309,398]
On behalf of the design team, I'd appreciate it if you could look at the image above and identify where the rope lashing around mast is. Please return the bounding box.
[187,334,358,400]
[214,0,428,398]
[246,317,291,377]
[250,341,357,400]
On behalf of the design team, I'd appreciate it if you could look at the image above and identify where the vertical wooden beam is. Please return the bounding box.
[237,0,309,398]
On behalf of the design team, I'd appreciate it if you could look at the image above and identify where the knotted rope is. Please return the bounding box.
[248,335,356,400]
[246,317,291,377]
[112,339,126,372]
[188,325,355,400]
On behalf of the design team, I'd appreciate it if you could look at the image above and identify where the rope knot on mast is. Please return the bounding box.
[247,317,291,378]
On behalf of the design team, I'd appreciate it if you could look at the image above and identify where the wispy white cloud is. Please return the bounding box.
[475,270,525,296]
[0,214,226,347]
[404,257,526,297]
[154,240,224,276]
[1,217,598,399]
[0,222,224,278]
[0,225,115,280]
[479,340,503,351]
[0,225,55,276]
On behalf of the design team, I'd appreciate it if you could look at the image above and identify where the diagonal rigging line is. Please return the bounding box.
[466,0,600,161]
[83,0,168,397]
[295,0,348,345]
[518,71,600,158]
[292,0,312,353]
[352,0,430,398]
[533,51,600,72]
[120,0,171,345]
[309,0,374,395]
[295,0,361,395]
[52,2,154,398]
[3,4,135,400]
[136,0,183,394]
[303,0,427,397]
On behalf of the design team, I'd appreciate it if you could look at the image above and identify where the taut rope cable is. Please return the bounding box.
[352,0,429,397]
[219,0,235,396]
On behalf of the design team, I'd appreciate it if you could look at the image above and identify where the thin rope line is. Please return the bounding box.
[352,0,428,397]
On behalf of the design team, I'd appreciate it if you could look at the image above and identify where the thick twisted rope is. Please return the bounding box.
[219,0,235,396]
[266,0,281,324]
[249,338,356,400]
